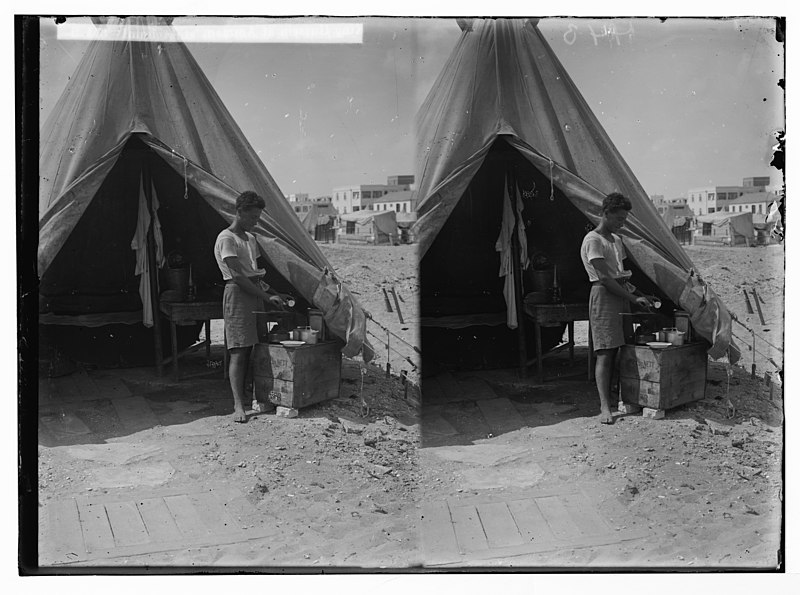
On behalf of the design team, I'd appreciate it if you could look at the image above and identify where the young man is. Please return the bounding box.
[214,191,283,422]
[580,192,652,425]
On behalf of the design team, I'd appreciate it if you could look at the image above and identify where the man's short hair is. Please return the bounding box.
[236,191,266,211]
[602,192,632,214]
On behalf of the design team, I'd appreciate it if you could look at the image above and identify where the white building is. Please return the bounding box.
[371,190,417,214]
[291,199,336,216]
[724,192,779,217]
[687,185,766,216]
[285,193,309,203]
[331,176,414,214]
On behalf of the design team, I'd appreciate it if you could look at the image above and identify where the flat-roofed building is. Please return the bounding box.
[724,191,779,218]
[371,190,417,214]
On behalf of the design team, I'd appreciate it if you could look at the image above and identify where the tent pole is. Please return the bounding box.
[143,161,165,376]
[508,166,527,377]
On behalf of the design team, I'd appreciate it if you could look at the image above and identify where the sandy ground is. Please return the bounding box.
[37,242,422,569]
[418,242,784,568]
[36,240,784,570]
[322,243,420,384]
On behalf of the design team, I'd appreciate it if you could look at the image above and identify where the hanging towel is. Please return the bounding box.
[495,175,528,328]
[131,174,165,327]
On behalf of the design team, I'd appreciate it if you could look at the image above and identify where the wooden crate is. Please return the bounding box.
[253,341,341,409]
[619,342,708,411]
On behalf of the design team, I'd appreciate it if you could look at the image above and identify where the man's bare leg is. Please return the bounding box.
[228,346,252,422]
[594,348,617,424]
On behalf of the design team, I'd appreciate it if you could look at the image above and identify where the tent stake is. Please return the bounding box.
[386,329,391,377]
[752,289,766,325]
[742,289,754,314]
[391,286,404,324]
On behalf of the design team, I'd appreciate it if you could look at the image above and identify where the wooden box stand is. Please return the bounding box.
[619,342,708,412]
[253,341,342,409]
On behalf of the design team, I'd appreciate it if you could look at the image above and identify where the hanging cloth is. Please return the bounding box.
[131,174,165,327]
[495,175,528,329]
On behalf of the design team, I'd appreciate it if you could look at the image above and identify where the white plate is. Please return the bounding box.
[280,340,306,347]
[646,342,672,349]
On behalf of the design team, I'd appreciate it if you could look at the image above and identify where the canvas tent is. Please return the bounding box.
[338,210,398,245]
[414,18,739,371]
[39,17,370,366]
[661,204,693,245]
[395,212,418,244]
[299,203,337,242]
[694,212,755,246]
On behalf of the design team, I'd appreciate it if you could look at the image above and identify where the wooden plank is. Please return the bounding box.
[427,525,652,567]
[476,397,526,436]
[622,372,706,410]
[111,396,159,433]
[450,505,489,553]
[435,372,461,400]
[91,375,133,399]
[560,492,612,537]
[268,376,340,409]
[40,411,92,437]
[422,376,446,403]
[457,378,500,401]
[45,497,86,563]
[422,411,459,437]
[663,377,706,409]
[78,502,116,554]
[136,497,182,543]
[420,501,460,564]
[105,501,150,547]
[163,494,214,539]
[507,498,556,545]
[257,342,340,381]
[71,368,100,399]
[535,495,582,540]
[188,490,240,535]
[52,374,81,400]
[476,501,524,549]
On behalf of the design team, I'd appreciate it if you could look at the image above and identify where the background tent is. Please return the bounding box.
[39,17,370,366]
[299,203,337,242]
[694,212,755,246]
[395,212,418,244]
[339,211,398,245]
[414,18,739,371]
[661,204,693,245]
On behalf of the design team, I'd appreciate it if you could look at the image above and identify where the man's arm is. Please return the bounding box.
[224,256,281,306]
[591,257,651,309]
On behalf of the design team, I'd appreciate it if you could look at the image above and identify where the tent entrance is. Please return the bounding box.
[421,138,588,373]
[39,135,309,367]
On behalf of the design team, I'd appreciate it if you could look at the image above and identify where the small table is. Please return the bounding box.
[523,302,593,383]
[159,300,225,381]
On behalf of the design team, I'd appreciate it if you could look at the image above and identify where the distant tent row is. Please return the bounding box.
[694,212,755,246]
[39,16,371,367]
[413,18,739,371]
[338,210,399,245]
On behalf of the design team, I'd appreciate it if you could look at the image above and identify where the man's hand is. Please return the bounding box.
[634,296,651,310]
[268,295,285,309]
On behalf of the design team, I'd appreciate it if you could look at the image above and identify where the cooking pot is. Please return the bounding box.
[294,326,318,344]
[665,329,685,345]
